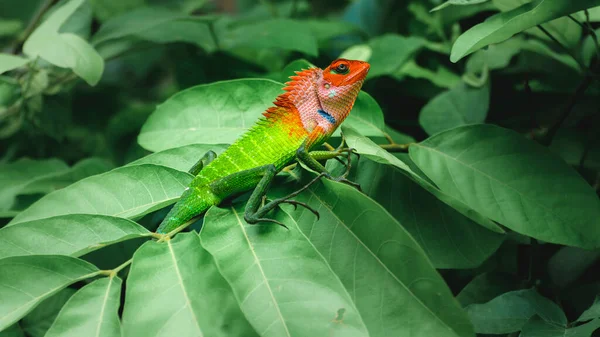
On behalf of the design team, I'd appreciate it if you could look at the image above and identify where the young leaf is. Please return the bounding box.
[457,273,519,307]
[450,0,600,62]
[0,214,149,259]
[23,0,104,85]
[21,288,76,337]
[8,164,192,226]
[0,255,99,330]
[121,233,257,337]
[466,288,567,334]
[200,204,370,337]
[409,124,600,248]
[342,125,504,233]
[44,277,122,337]
[419,81,490,136]
[283,179,475,337]
[0,54,29,75]
[520,316,600,337]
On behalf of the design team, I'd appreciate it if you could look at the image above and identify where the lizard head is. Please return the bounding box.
[315,59,370,134]
[281,58,370,138]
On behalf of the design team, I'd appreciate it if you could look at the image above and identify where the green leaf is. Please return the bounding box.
[465,36,523,73]
[0,214,149,259]
[0,19,22,37]
[457,273,519,307]
[342,125,505,233]
[0,158,69,212]
[328,158,503,269]
[547,247,600,288]
[0,324,24,337]
[23,0,104,85]
[45,277,122,337]
[339,44,372,62]
[0,255,99,330]
[493,0,583,50]
[89,0,145,22]
[520,316,600,337]
[419,81,490,136]
[451,0,599,62]
[138,79,383,152]
[128,144,229,172]
[466,288,567,334]
[304,20,363,43]
[0,54,29,75]
[8,164,192,226]
[367,34,426,78]
[139,79,284,151]
[200,204,369,337]
[19,158,114,197]
[409,124,600,248]
[282,178,474,337]
[121,233,257,337]
[396,60,461,89]
[431,0,490,12]
[92,7,216,52]
[21,288,76,337]
[270,59,315,83]
[578,297,600,322]
[219,18,318,56]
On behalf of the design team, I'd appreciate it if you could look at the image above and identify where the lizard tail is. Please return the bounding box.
[156,186,219,234]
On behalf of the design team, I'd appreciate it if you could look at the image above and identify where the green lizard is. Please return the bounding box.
[157,59,370,233]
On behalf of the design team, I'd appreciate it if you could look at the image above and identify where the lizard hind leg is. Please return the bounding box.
[228,165,322,229]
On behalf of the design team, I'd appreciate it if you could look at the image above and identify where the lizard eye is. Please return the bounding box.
[332,63,349,75]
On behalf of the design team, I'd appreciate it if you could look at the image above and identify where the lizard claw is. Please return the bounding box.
[278,200,320,220]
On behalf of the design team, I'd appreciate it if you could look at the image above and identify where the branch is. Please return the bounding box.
[10,0,57,54]
[539,58,599,146]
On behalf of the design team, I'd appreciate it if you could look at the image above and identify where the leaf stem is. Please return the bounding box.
[539,58,599,146]
[535,24,587,72]
[10,0,57,54]
[379,143,412,152]
[99,258,133,277]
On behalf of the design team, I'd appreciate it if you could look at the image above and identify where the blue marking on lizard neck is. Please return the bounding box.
[318,109,336,124]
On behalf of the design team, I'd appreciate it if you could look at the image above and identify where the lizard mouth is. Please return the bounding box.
[341,63,370,86]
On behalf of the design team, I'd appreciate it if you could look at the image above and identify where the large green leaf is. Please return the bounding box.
[0,214,149,259]
[121,233,257,337]
[282,178,474,337]
[219,19,318,56]
[0,54,29,75]
[409,124,600,248]
[0,255,99,330]
[138,79,383,152]
[466,288,566,334]
[200,205,369,337]
[21,289,76,337]
[45,277,122,337]
[342,125,504,233]
[92,7,216,52]
[419,81,490,136]
[451,0,599,62]
[0,324,24,337]
[23,0,103,85]
[138,79,284,151]
[128,143,229,171]
[456,273,519,307]
[578,297,600,323]
[367,34,426,78]
[520,316,600,337]
[0,158,69,212]
[8,164,192,226]
[329,158,503,269]
[18,158,114,196]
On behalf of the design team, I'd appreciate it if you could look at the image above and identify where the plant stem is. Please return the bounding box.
[540,58,599,146]
[11,0,57,54]
[535,24,587,72]
[99,258,133,277]
[380,143,411,152]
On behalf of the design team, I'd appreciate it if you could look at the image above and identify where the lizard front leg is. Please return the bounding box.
[188,150,217,175]
[297,141,361,191]
[208,165,321,228]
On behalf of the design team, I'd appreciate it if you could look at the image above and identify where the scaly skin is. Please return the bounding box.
[157,59,370,233]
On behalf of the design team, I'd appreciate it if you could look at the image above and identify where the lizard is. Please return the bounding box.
[156,58,370,234]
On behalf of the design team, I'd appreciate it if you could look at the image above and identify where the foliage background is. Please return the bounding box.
[1,0,600,336]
